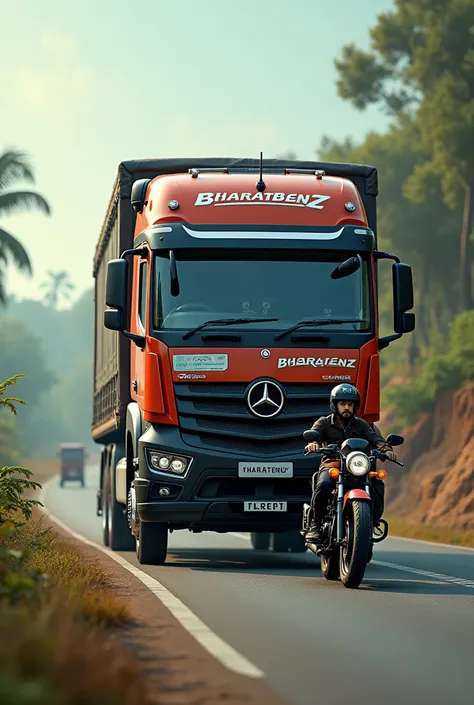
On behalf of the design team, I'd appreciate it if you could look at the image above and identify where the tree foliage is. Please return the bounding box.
[1,289,95,456]
[318,119,458,356]
[0,376,42,526]
[40,270,76,309]
[385,310,474,423]
[0,149,51,305]
[334,0,474,311]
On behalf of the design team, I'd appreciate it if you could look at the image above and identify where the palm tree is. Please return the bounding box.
[0,149,51,304]
[40,270,75,309]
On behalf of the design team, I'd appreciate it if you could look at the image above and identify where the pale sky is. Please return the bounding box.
[1,0,394,307]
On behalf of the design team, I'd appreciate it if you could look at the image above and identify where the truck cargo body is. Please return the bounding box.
[92,157,414,563]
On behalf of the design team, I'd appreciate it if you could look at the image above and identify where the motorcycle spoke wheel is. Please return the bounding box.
[339,501,372,589]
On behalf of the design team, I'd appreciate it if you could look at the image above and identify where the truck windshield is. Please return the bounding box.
[61,449,84,460]
[153,250,371,332]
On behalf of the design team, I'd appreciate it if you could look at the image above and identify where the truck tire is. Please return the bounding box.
[102,482,110,547]
[250,532,270,550]
[136,521,168,565]
[104,467,135,552]
[286,530,308,553]
[270,531,292,552]
[270,531,307,553]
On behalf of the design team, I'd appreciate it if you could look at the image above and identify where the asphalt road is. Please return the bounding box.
[44,465,474,705]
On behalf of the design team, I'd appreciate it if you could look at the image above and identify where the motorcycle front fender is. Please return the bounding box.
[342,489,371,512]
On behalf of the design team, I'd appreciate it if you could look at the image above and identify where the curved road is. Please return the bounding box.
[44,466,474,705]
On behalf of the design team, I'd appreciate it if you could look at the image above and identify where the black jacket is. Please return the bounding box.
[311,414,391,464]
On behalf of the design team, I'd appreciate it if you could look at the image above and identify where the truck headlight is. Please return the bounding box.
[147,450,192,476]
[346,451,370,477]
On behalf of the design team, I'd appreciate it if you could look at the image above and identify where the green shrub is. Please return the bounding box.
[386,310,474,425]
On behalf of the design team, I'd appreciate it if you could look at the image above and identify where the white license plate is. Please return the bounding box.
[238,462,293,478]
[244,501,287,512]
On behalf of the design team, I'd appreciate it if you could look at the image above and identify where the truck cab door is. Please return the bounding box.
[131,255,149,406]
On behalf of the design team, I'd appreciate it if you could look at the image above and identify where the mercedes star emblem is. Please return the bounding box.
[247,380,285,418]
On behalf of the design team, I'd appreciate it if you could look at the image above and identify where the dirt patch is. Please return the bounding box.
[23,458,60,488]
[387,383,474,533]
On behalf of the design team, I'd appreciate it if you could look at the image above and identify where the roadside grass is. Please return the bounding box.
[0,512,149,705]
[7,512,131,626]
[0,378,150,703]
[386,514,474,548]
[0,604,147,705]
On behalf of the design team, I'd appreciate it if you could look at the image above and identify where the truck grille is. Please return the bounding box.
[174,382,331,456]
[196,477,311,499]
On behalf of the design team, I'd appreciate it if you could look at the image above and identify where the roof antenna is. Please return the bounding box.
[256,151,266,193]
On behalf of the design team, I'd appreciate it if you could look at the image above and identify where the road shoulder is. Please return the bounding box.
[42,512,288,705]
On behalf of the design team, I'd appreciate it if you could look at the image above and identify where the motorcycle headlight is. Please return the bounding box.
[346,451,370,476]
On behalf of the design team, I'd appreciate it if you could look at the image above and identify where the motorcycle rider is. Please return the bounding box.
[304,383,398,544]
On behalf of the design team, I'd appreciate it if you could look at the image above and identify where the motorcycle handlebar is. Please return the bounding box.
[303,446,404,466]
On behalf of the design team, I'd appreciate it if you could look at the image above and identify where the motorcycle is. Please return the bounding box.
[301,430,404,589]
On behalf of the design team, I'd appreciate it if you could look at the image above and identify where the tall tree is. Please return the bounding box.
[334,0,474,310]
[0,149,51,304]
[40,270,75,309]
[318,119,458,372]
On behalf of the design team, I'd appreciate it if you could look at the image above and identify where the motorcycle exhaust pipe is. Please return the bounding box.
[305,542,321,556]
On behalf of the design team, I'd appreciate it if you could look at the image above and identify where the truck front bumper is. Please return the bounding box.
[135,423,320,531]
[137,498,307,531]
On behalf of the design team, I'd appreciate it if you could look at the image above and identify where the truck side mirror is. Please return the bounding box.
[400,311,415,334]
[393,263,414,334]
[378,261,415,350]
[104,308,124,331]
[104,258,145,349]
[106,259,128,311]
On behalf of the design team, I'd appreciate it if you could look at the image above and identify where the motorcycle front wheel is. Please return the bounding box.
[339,500,372,589]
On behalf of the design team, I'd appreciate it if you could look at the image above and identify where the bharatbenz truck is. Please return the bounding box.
[92,157,415,565]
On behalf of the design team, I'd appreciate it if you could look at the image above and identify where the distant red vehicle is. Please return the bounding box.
[58,443,87,487]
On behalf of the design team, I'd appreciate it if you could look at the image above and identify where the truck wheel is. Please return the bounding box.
[102,481,110,547]
[104,468,135,552]
[136,521,168,565]
[270,531,307,553]
[250,532,270,550]
[286,530,308,553]
[270,532,291,552]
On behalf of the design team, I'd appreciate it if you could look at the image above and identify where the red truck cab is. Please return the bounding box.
[59,443,86,488]
[93,158,415,564]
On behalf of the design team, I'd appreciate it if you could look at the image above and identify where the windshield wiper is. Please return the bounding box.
[274,318,366,341]
[182,317,279,340]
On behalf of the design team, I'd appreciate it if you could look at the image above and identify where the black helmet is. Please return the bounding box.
[330,384,360,415]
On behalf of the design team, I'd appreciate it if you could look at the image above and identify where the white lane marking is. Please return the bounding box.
[39,486,263,679]
[372,560,474,589]
[229,533,474,589]
[385,535,474,553]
